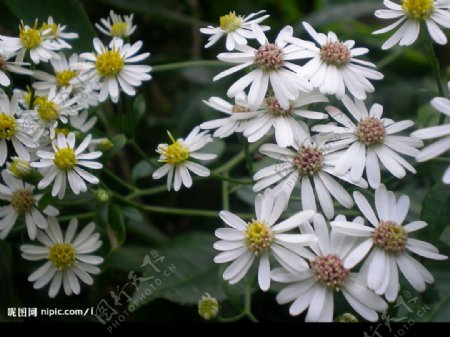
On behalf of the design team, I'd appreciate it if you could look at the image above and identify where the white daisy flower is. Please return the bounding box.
[214,188,316,291]
[253,136,367,219]
[331,185,448,302]
[32,53,83,96]
[80,38,151,103]
[288,22,384,101]
[31,132,103,199]
[373,0,450,49]
[95,10,137,39]
[152,127,217,191]
[40,16,78,49]
[213,25,313,110]
[411,84,450,183]
[238,92,328,148]
[20,217,103,298]
[0,169,58,240]
[0,21,61,64]
[200,10,270,50]
[313,96,423,188]
[0,92,37,165]
[200,92,254,138]
[30,92,81,134]
[0,50,33,86]
[272,214,388,322]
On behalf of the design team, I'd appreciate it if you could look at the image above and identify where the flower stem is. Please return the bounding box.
[222,174,230,211]
[151,60,225,73]
[216,312,246,322]
[103,168,137,192]
[128,139,159,167]
[58,212,95,222]
[210,174,253,185]
[113,192,254,219]
[213,141,262,175]
[424,40,446,124]
[244,281,258,322]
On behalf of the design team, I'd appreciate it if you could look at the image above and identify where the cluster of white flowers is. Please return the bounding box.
[146,4,450,322]
[0,11,151,297]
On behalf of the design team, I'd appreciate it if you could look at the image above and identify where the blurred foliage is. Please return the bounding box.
[0,0,449,323]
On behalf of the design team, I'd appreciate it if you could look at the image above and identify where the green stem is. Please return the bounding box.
[58,212,95,222]
[103,168,137,192]
[213,141,261,175]
[151,60,225,73]
[424,40,445,97]
[424,39,446,124]
[114,191,253,219]
[240,135,254,176]
[125,184,169,199]
[377,48,403,69]
[210,174,253,185]
[244,281,258,322]
[222,174,230,211]
[216,312,246,323]
[128,140,159,167]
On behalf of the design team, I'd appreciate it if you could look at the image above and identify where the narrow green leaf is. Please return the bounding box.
[420,182,450,241]
[108,204,126,250]
[131,160,153,181]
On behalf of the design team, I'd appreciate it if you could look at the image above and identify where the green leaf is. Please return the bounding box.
[131,160,153,181]
[112,233,225,308]
[122,206,144,222]
[108,204,126,250]
[132,95,146,128]
[2,0,95,52]
[420,182,450,241]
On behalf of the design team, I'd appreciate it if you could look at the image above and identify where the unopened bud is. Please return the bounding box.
[7,157,32,178]
[335,313,358,322]
[198,293,219,321]
[98,138,113,152]
[95,189,110,203]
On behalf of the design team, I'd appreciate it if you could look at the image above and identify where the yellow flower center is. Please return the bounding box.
[401,0,435,19]
[54,147,77,171]
[41,22,59,36]
[55,69,78,87]
[95,50,124,77]
[34,96,59,123]
[19,26,42,49]
[11,188,35,214]
[111,22,128,37]
[48,243,76,270]
[373,221,408,253]
[161,142,189,164]
[219,12,243,32]
[244,220,273,255]
[0,113,17,140]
